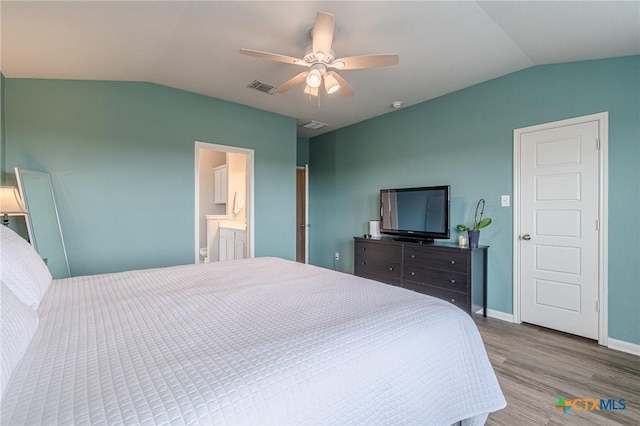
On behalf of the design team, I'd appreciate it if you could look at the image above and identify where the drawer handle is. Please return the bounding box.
[450,260,456,265]
[411,254,415,259]
[411,271,415,276]
[450,298,456,302]
[450,279,456,284]
[361,262,366,265]
[361,247,366,251]
[389,267,394,271]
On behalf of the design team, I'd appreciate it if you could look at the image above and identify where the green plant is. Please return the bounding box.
[456,199,492,231]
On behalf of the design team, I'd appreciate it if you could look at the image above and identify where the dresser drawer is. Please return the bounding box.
[355,241,402,260]
[356,271,402,287]
[403,267,467,293]
[354,257,401,280]
[404,248,467,273]
[354,241,402,282]
[353,237,486,316]
[404,282,468,312]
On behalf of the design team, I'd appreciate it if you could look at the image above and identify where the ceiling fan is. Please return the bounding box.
[240,11,399,97]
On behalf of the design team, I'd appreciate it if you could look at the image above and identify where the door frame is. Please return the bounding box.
[296,165,309,263]
[194,141,255,264]
[512,112,608,346]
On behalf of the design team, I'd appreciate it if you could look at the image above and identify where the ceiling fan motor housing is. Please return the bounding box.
[303,48,336,65]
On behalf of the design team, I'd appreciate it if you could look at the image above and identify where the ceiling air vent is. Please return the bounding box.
[247,80,277,94]
[300,120,328,130]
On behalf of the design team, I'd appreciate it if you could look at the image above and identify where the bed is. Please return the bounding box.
[1,225,505,425]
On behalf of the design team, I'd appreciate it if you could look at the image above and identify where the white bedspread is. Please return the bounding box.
[1,257,505,425]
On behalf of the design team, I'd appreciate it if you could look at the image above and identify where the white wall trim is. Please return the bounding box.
[485,309,515,323]
[607,338,640,356]
[194,141,255,264]
[474,308,514,322]
[512,112,609,346]
[479,310,638,357]
[479,310,639,357]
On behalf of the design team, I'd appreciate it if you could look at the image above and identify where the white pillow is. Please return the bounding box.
[0,225,52,308]
[1,282,39,399]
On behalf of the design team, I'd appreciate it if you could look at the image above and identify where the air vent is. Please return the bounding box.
[300,120,329,130]
[247,80,277,94]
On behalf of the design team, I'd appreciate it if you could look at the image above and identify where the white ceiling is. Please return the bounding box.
[2,1,639,138]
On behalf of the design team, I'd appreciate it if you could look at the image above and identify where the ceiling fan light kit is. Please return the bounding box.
[324,73,340,94]
[306,66,323,88]
[240,11,399,98]
[303,85,319,97]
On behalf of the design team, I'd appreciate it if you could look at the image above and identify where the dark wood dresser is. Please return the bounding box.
[354,237,487,316]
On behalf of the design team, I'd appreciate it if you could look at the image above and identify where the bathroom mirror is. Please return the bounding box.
[15,168,70,278]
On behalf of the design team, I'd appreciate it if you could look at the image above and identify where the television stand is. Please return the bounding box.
[353,237,487,316]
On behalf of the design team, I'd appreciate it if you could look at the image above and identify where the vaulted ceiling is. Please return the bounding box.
[2,1,639,137]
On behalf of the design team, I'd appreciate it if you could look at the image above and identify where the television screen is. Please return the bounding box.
[380,186,450,241]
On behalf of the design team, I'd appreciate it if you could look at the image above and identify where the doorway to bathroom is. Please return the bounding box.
[194,141,254,264]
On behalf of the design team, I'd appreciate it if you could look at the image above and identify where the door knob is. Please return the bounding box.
[522,234,531,240]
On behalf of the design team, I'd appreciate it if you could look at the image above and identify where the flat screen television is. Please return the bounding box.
[380,185,450,242]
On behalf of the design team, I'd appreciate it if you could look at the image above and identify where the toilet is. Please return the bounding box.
[199,247,209,263]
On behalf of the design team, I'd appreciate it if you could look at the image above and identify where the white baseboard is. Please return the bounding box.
[483,309,514,323]
[475,309,638,357]
[608,338,640,356]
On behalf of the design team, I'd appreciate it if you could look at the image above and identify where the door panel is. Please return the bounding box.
[519,120,599,339]
[535,245,581,275]
[535,173,581,200]
[535,210,580,236]
[535,279,581,312]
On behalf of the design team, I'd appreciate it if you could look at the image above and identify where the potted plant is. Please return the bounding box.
[456,199,491,248]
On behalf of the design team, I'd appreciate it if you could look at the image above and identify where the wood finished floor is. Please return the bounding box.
[473,316,640,425]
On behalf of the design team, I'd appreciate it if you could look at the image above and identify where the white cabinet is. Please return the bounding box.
[214,165,228,205]
[219,228,246,261]
[234,234,246,260]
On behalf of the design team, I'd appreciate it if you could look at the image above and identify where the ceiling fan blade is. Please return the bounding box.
[331,54,399,70]
[312,12,335,59]
[327,71,355,97]
[274,72,308,94]
[240,49,308,66]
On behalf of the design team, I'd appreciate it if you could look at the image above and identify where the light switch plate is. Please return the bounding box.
[501,195,510,207]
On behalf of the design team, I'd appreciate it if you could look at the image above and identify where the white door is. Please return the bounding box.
[518,119,601,339]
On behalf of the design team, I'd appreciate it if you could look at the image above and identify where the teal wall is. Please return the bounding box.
[4,79,297,276]
[297,136,309,166]
[1,73,5,184]
[309,56,640,345]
